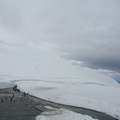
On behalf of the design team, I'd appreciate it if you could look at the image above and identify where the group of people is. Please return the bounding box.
[19,92,29,98]
[1,85,29,103]
[13,85,20,92]
[1,93,15,103]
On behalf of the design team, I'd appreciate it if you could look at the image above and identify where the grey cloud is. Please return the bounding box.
[0,0,23,31]
[64,44,120,72]
[0,0,120,80]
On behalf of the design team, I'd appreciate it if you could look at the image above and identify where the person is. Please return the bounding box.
[10,98,12,102]
[27,93,29,98]
[22,93,23,98]
[6,97,7,102]
[24,92,27,97]
[14,98,15,102]
[1,99,3,102]
[12,93,14,98]
[20,94,22,98]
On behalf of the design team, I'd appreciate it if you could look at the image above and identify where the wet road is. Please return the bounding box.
[28,95,118,120]
[0,88,118,120]
[0,89,42,120]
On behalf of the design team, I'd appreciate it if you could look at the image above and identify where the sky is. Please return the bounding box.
[0,0,120,82]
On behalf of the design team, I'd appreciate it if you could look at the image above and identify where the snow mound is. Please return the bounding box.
[36,108,98,120]
[0,40,119,87]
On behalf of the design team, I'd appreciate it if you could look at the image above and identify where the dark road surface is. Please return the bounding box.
[28,95,118,120]
[0,88,118,120]
[0,89,42,120]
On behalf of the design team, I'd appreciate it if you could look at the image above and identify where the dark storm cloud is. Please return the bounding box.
[64,38,120,72]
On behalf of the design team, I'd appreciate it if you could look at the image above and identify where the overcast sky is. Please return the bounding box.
[0,0,120,82]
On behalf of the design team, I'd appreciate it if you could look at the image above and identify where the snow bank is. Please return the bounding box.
[36,107,98,120]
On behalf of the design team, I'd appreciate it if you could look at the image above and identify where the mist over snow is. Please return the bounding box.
[0,40,120,119]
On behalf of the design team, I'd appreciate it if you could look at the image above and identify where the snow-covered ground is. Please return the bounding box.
[0,40,120,119]
[36,106,98,120]
[15,80,120,119]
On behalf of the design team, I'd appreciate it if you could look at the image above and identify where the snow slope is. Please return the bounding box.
[0,40,120,119]
[0,40,118,86]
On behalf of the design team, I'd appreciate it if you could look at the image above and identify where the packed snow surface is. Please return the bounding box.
[0,40,120,119]
[36,106,98,120]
